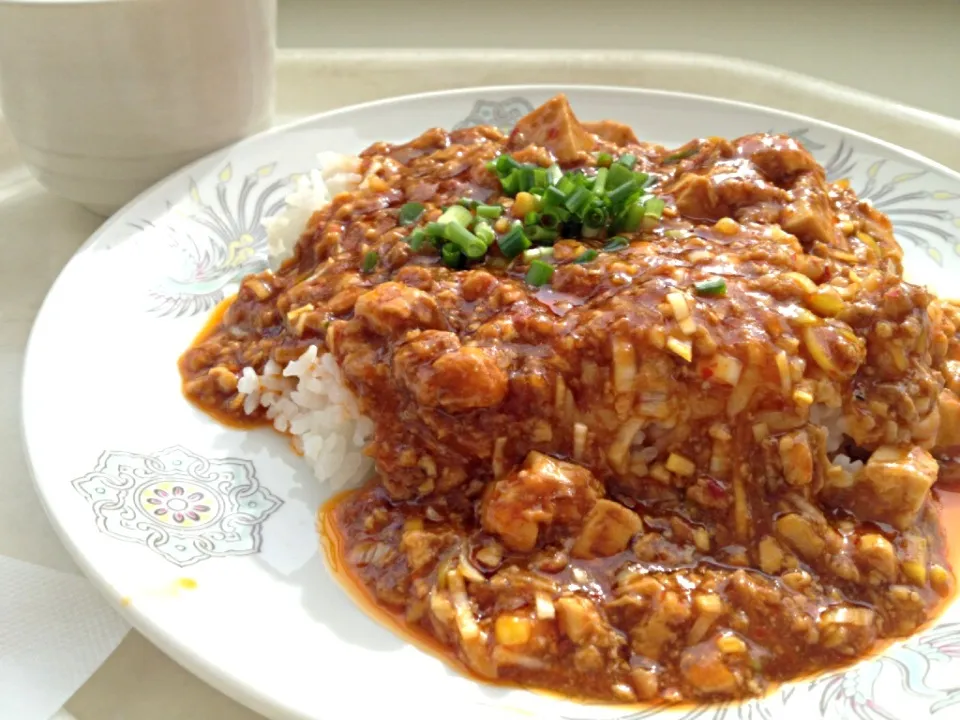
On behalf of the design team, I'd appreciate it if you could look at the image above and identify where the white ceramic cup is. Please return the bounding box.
[0,0,276,216]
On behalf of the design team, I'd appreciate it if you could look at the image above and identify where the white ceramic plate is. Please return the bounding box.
[22,86,960,720]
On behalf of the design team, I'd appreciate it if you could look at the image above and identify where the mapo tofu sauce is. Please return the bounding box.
[180,95,960,704]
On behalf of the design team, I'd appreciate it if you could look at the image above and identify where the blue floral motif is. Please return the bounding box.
[72,445,282,567]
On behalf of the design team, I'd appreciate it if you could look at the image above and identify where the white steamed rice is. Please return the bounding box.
[237,152,374,489]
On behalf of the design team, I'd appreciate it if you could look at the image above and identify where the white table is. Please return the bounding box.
[2,43,959,720]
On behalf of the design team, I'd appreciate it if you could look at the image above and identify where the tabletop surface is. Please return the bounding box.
[0,2,958,717]
[275,0,960,120]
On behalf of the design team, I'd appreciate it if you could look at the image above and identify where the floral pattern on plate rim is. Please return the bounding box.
[72,445,282,567]
[131,162,290,318]
[110,96,960,717]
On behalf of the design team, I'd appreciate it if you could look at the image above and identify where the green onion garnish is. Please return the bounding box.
[476,203,503,219]
[540,210,562,229]
[592,167,609,196]
[607,163,634,191]
[457,197,478,210]
[694,278,727,297]
[564,187,592,216]
[525,259,554,287]
[644,197,665,219]
[474,221,496,246]
[542,186,567,208]
[603,236,629,252]
[528,225,559,244]
[437,204,472,228]
[663,145,700,164]
[642,197,666,229]
[441,243,464,269]
[425,222,448,238]
[583,204,609,230]
[495,154,523,175]
[573,249,599,264]
[606,179,638,207]
[501,172,521,195]
[485,152,666,251]
[398,202,425,225]
[523,247,554,262]
[557,175,577,196]
[618,203,644,233]
[361,250,378,273]
[497,223,531,259]
[408,228,427,251]
[444,222,486,259]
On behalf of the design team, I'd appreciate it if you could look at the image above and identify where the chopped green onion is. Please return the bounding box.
[542,185,568,208]
[398,202,425,225]
[444,222,486,259]
[644,197,665,219]
[523,247,554,262]
[539,210,562,229]
[607,163,634,191]
[474,221,496,247]
[618,153,637,170]
[596,152,613,168]
[547,164,562,184]
[441,243,464,269]
[495,154,523,176]
[573,249,599,264]
[642,197,666,229]
[528,225,559,244]
[361,250,378,273]
[619,203,646,232]
[582,225,601,239]
[500,171,521,195]
[603,236,629,252]
[564,187,592,216]
[524,211,540,227]
[557,175,577,196]
[517,166,536,192]
[637,172,651,187]
[525,259,554,287]
[583,204,609,229]
[476,203,503,219]
[663,145,700,164]
[533,167,548,188]
[497,223,531,259]
[426,221,448,238]
[457,197,478,210]
[592,167,609,196]
[606,179,638,207]
[437,204,472,228]
[408,228,427,251]
[694,277,727,297]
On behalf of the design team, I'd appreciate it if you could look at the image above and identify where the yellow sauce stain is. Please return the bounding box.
[119,577,199,607]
